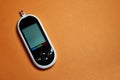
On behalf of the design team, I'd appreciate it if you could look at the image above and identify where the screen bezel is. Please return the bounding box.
[19,16,51,53]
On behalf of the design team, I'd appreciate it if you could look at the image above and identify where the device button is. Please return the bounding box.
[45,57,48,60]
[43,52,46,55]
[37,57,42,61]
[40,52,46,57]
[48,51,54,57]
[51,48,54,52]
[43,57,49,62]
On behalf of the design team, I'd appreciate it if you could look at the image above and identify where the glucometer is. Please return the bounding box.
[17,11,57,69]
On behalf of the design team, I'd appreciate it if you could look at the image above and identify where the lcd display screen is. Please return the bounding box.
[22,23,46,50]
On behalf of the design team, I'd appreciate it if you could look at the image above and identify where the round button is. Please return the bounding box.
[37,57,42,61]
[51,48,54,52]
[43,57,49,62]
[40,52,46,57]
[45,57,48,60]
[48,52,53,57]
[42,52,46,55]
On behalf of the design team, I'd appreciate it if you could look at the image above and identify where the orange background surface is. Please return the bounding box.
[0,0,120,80]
